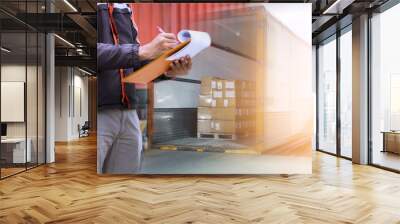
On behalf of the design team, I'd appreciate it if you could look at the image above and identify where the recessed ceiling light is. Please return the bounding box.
[63,0,78,12]
[78,67,93,76]
[323,0,355,15]
[54,34,75,48]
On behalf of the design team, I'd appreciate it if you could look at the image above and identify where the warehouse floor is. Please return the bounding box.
[140,149,311,174]
[152,137,258,154]
[155,137,251,149]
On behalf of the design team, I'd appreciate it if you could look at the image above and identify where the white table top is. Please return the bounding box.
[1,138,28,143]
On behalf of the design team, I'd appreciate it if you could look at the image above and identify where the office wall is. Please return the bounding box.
[1,65,42,138]
[72,73,89,138]
[55,67,89,141]
[1,63,45,168]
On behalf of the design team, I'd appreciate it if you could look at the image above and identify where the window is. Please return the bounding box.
[317,26,353,159]
[370,2,400,171]
[317,36,337,154]
[339,28,352,158]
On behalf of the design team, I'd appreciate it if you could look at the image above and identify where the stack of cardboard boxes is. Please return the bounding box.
[197,76,256,139]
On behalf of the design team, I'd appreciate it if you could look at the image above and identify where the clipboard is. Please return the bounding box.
[122,40,190,84]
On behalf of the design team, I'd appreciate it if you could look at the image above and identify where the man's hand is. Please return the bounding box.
[165,55,192,78]
[139,33,178,60]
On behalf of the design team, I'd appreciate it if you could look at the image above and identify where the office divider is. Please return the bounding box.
[0,0,47,179]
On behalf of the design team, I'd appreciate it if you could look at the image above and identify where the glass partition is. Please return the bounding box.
[317,36,337,154]
[1,27,28,178]
[370,3,400,171]
[0,0,46,179]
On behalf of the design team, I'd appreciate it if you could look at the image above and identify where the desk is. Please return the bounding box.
[382,131,400,154]
[1,138,31,163]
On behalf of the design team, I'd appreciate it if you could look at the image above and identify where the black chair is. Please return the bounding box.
[78,121,90,138]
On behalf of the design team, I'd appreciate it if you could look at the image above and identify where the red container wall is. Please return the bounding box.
[130,3,245,44]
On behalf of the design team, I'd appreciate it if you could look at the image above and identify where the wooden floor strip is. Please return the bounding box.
[0,135,400,223]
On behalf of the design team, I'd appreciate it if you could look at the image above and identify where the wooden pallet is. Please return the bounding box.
[197,132,237,140]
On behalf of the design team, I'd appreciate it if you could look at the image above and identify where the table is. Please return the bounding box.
[1,138,31,164]
[382,131,400,154]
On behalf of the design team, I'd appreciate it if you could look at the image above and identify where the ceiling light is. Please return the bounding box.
[1,47,11,53]
[54,34,75,48]
[323,0,355,15]
[63,0,78,12]
[78,67,92,76]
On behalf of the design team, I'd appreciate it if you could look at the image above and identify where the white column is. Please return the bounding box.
[46,32,55,163]
[352,14,369,164]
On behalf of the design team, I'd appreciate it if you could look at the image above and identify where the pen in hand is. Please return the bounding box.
[157,26,165,33]
[157,26,179,45]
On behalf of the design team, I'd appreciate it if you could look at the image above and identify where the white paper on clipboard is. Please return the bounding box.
[166,30,211,61]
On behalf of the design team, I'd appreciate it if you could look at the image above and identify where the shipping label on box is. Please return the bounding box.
[224,80,235,89]
[215,98,236,108]
[215,122,220,131]
[213,90,223,98]
[223,99,229,107]
[211,99,217,107]
[211,80,216,89]
[217,80,223,90]
[225,90,235,98]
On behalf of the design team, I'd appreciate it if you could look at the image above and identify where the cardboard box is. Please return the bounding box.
[236,98,256,107]
[198,107,213,120]
[198,107,256,120]
[199,96,238,108]
[236,89,256,98]
[215,98,236,108]
[197,120,239,133]
[200,77,213,95]
[224,90,236,98]
[221,80,254,90]
[201,76,256,97]
[198,107,236,120]
[216,79,224,90]
[200,76,224,95]
[223,80,236,90]
[199,94,213,107]
[198,119,256,135]
[198,77,256,137]
[212,90,223,98]
[212,108,236,120]
[213,120,236,133]
[212,120,255,134]
[197,120,213,133]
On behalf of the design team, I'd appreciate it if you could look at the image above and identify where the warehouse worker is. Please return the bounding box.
[97,3,192,174]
